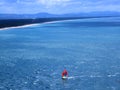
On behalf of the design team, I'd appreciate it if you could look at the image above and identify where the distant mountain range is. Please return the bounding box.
[0,11,120,19]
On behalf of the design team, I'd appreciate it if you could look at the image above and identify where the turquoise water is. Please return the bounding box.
[0,17,120,90]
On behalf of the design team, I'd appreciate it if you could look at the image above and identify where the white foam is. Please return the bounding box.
[89,75,102,78]
[107,73,120,77]
[67,75,103,79]
[68,76,75,79]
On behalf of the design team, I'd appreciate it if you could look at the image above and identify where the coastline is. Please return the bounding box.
[0,23,40,31]
[0,18,81,31]
[0,16,111,31]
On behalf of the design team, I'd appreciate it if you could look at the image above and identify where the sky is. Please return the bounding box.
[0,0,120,14]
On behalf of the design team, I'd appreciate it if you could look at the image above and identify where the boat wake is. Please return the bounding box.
[67,73,120,80]
[67,76,75,79]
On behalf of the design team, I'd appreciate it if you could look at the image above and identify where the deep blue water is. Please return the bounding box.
[0,17,120,90]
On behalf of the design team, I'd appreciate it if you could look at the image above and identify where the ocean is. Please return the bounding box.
[0,17,120,90]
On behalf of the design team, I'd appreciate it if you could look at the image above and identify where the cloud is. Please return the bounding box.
[0,0,120,14]
[37,0,71,8]
[0,2,4,5]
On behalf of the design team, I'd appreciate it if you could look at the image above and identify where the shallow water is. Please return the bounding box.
[0,17,120,90]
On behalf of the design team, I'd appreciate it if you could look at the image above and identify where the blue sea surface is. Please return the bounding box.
[0,17,120,90]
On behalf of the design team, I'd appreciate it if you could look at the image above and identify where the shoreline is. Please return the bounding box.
[0,16,113,31]
[0,18,81,31]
